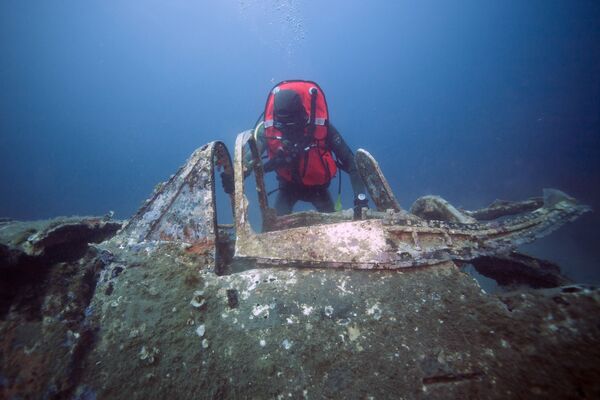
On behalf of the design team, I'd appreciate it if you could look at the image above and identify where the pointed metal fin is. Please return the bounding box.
[355,149,402,212]
[115,142,234,261]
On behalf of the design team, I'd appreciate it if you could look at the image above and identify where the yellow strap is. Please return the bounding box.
[335,194,342,212]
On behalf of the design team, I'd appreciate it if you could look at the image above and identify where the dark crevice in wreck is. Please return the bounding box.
[0,219,121,399]
[0,257,51,320]
[470,252,572,289]
[215,225,235,276]
[0,223,120,320]
[215,225,258,276]
[54,324,100,400]
[458,251,574,293]
[422,371,484,385]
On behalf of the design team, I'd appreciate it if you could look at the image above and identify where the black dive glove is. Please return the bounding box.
[263,148,295,173]
[353,193,369,220]
[221,172,234,195]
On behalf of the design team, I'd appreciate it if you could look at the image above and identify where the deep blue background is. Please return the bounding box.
[1,1,599,282]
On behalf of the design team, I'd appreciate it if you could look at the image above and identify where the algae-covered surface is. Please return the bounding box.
[79,241,600,399]
[2,218,600,399]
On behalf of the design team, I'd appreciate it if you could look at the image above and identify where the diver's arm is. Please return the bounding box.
[243,122,267,177]
[223,122,267,194]
[327,124,366,197]
[255,123,267,158]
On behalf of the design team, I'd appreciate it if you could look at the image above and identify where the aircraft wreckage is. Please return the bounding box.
[0,131,594,399]
[111,131,590,277]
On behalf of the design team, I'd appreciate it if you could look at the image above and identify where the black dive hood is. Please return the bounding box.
[273,89,307,126]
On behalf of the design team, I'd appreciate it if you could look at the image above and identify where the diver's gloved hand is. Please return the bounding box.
[263,149,288,172]
[221,172,234,195]
[353,193,369,220]
[263,158,277,173]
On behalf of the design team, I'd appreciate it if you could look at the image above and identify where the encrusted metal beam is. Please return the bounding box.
[464,197,544,220]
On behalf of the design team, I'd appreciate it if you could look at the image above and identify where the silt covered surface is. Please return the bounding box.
[1,144,599,398]
[75,241,600,399]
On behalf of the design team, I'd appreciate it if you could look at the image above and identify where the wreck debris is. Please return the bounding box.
[355,148,402,212]
[232,131,591,269]
[463,197,544,221]
[104,132,589,274]
[468,252,573,289]
[0,139,596,399]
[111,141,234,270]
[0,216,123,399]
[410,195,477,224]
[115,142,230,244]
[0,216,121,268]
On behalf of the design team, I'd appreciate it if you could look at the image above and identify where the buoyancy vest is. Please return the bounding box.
[264,80,337,186]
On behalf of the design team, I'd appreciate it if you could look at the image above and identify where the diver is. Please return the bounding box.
[225,80,368,216]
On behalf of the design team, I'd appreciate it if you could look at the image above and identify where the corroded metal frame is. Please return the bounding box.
[111,133,589,272]
[116,141,234,265]
[233,131,590,269]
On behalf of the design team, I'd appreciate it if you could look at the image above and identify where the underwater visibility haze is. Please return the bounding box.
[1,0,599,283]
[3,2,600,399]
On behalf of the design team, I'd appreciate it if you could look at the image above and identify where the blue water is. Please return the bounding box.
[1,1,599,282]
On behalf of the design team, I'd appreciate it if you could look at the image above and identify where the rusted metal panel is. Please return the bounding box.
[115,141,233,261]
[237,219,391,267]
